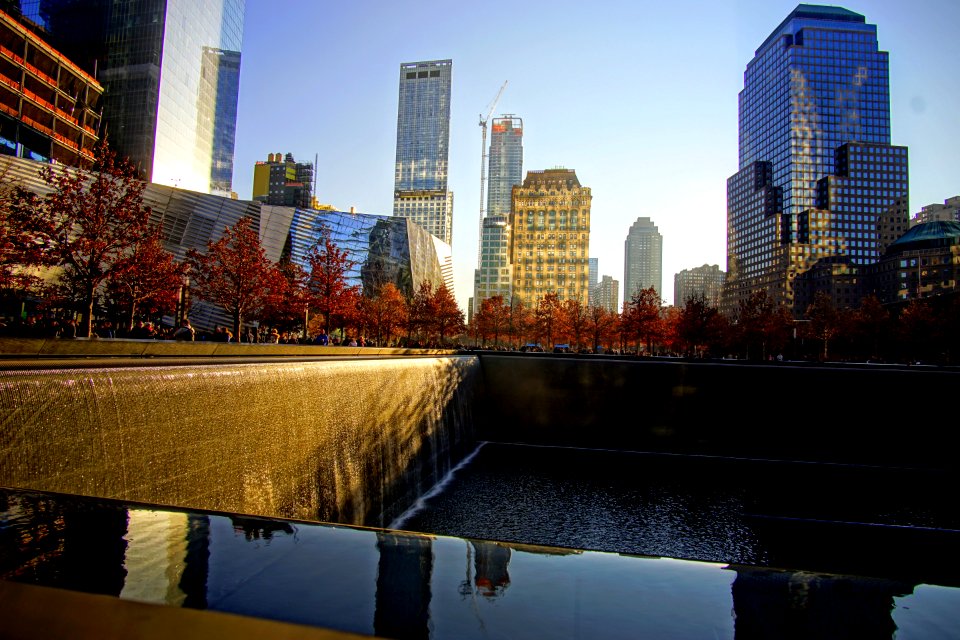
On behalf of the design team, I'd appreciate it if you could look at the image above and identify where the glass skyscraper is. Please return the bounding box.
[19,0,244,196]
[473,115,522,314]
[486,115,523,217]
[393,59,454,246]
[724,4,909,315]
[623,217,663,301]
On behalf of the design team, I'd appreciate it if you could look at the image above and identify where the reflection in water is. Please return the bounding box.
[374,532,433,640]
[469,540,511,599]
[729,566,913,639]
[3,487,960,639]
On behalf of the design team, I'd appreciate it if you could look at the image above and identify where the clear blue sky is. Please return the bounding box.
[232,0,959,311]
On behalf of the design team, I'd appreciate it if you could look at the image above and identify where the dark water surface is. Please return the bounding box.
[393,442,960,579]
[2,481,960,639]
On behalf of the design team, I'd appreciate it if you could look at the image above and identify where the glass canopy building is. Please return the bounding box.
[724,4,909,316]
[392,59,454,246]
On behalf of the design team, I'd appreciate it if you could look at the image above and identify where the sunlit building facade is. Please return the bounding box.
[724,4,909,317]
[18,0,244,196]
[393,59,454,246]
[509,168,591,309]
[624,217,662,301]
[911,196,960,226]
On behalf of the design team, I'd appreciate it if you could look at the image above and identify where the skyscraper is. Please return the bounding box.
[623,217,662,301]
[486,115,523,218]
[509,168,591,309]
[724,4,908,315]
[17,0,245,196]
[393,59,454,246]
[473,114,522,313]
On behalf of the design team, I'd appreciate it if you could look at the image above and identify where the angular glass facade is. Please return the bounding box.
[282,207,449,302]
[393,59,454,245]
[19,0,244,195]
[725,5,909,315]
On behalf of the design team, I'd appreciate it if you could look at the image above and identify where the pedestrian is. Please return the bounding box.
[173,319,195,341]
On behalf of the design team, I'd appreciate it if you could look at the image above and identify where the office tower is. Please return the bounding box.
[393,59,454,246]
[674,264,725,308]
[623,217,662,301]
[724,4,908,316]
[588,258,598,305]
[509,168,592,309]
[596,275,619,314]
[18,0,245,196]
[252,152,315,209]
[473,114,522,313]
[0,8,102,166]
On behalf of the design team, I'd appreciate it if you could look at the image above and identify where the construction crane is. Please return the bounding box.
[477,80,508,268]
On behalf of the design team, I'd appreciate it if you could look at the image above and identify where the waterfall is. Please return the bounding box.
[0,356,479,528]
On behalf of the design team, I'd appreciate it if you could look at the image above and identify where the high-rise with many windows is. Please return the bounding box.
[18,0,245,196]
[623,217,662,301]
[675,264,725,308]
[473,114,522,314]
[393,59,454,246]
[724,4,908,315]
[509,168,591,309]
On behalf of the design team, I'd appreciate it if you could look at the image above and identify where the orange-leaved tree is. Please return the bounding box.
[2,140,155,336]
[187,216,281,338]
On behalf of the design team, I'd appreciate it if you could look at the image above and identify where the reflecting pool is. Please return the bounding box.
[2,487,959,639]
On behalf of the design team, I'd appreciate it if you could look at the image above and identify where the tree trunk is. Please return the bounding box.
[82,284,96,338]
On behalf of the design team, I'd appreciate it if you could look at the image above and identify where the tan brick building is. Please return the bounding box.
[509,168,592,308]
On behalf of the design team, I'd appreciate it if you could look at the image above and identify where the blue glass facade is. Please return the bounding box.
[284,207,448,301]
[725,5,909,315]
[393,59,454,245]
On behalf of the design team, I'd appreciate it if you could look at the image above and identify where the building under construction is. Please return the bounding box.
[252,152,315,209]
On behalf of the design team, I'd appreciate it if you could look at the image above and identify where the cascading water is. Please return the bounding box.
[0,356,479,528]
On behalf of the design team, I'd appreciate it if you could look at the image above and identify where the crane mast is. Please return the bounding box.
[477,80,508,268]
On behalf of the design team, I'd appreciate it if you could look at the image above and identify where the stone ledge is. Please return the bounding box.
[0,337,456,359]
[0,581,372,640]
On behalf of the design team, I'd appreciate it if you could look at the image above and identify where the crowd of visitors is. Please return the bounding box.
[0,314,384,347]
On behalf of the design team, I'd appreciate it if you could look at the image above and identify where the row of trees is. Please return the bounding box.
[472,285,960,364]
[0,141,465,344]
[3,141,955,361]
